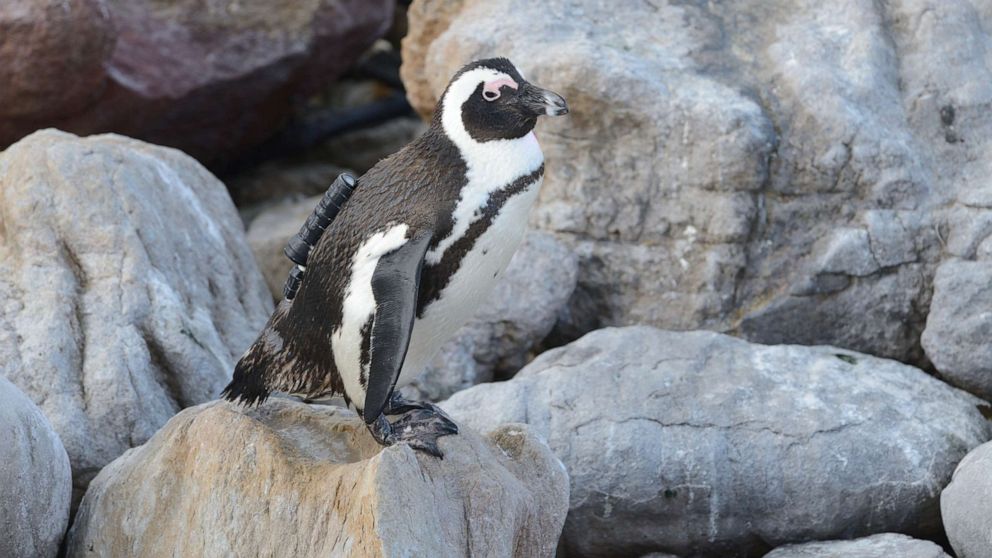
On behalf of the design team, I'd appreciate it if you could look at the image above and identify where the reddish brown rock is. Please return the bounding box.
[0,0,393,165]
[0,0,114,121]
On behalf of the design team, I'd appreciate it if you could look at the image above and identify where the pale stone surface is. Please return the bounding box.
[442,326,992,558]
[765,533,950,558]
[402,0,992,371]
[66,398,570,558]
[0,130,272,500]
[0,376,72,558]
[921,259,992,400]
[941,440,992,558]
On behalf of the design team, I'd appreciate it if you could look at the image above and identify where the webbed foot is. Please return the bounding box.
[386,392,456,422]
[367,407,459,459]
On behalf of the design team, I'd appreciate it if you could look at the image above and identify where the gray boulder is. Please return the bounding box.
[921,259,992,401]
[765,533,949,558]
[401,0,992,368]
[0,376,72,558]
[442,327,992,557]
[0,130,272,500]
[67,398,569,558]
[941,440,992,558]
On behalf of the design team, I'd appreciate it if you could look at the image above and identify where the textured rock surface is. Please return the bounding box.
[0,376,72,558]
[247,194,579,400]
[0,0,393,164]
[0,130,272,500]
[442,327,992,558]
[315,116,429,175]
[765,533,950,558]
[941,440,992,558]
[66,398,569,558]
[402,0,992,369]
[0,0,114,121]
[921,259,992,400]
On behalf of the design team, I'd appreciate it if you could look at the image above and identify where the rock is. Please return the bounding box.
[765,533,950,558]
[315,116,429,175]
[230,161,350,209]
[404,232,579,401]
[0,376,72,558]
[0,0,114,121]
[921,259,992,400]
[442,327,992,558]
[0,0,393,165]
[941,440,992,558]
[66,398,569,558]
[401,0,992,365]
[0,130,272,501]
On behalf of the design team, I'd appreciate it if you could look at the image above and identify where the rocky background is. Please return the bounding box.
[2,0,992,557]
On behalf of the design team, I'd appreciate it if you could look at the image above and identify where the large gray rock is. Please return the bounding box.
[442,327,992,558]
[941,440,992,558]
[0,376,72,558]
[765,533,950,558]
[921,259,992,400]
[66,398,569,558]
[0,0,393,164]
[0,130,272,500]
[402,0,992,368]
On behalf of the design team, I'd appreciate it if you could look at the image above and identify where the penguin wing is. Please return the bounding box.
[363,229,433,422]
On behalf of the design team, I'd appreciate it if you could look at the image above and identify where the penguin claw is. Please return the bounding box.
[367,408,459,459]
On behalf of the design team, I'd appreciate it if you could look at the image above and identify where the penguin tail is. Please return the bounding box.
[222,343,273,407]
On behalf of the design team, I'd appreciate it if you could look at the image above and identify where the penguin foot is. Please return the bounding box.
[367,409,459,459]
[386,392,455,421]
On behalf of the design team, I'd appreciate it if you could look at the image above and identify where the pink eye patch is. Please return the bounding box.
[482,77,518,100]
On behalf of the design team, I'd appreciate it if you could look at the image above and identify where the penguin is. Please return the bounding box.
[223,57,568,457]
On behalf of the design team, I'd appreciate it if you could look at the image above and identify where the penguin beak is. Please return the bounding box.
[520,82,569,117]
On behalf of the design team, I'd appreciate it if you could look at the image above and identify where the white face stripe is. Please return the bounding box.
[429,66,545,264]
[331,224,410,405]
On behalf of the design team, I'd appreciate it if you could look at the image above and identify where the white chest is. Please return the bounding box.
[398,132,545,385]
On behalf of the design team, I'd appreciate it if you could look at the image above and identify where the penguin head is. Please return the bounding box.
[435,57,568,143]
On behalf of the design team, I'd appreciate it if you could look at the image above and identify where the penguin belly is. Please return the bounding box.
[397,176,543,387]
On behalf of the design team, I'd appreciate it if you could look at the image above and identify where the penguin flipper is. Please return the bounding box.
[363,229,433,423]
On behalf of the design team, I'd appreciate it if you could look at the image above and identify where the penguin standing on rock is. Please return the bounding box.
[223,58,568,457]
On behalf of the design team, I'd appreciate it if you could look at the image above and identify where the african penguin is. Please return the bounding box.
[223,58,568,457]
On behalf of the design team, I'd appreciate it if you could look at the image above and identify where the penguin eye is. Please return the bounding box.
[482,77,517,102]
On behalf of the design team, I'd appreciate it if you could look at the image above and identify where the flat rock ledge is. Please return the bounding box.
[764,533,950,558]
[443,326,992,557]
[66,398,569,558]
